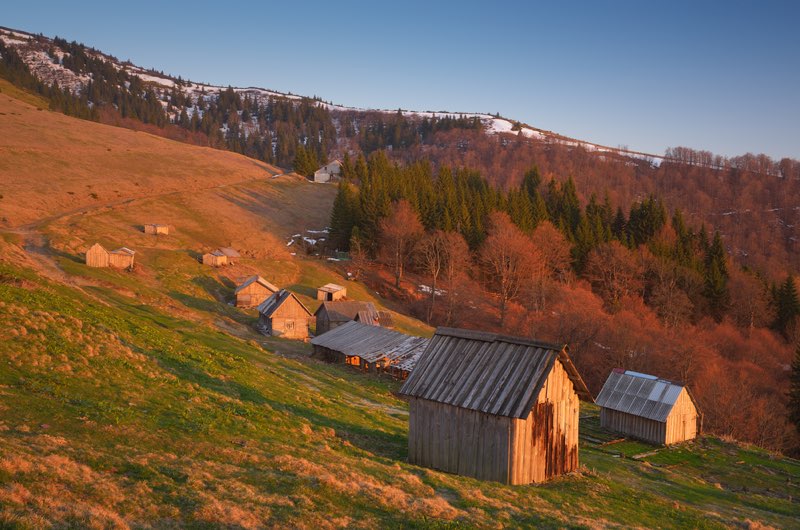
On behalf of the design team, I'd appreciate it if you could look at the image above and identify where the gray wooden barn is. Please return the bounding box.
[314,300,379,335]
[311,320,428,374]
[595,369,701,445]
[399,327,593,485]
[257,289,313,340]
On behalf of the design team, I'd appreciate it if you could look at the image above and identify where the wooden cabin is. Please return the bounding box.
[311,320,429,374]
[399,328,593,485]
[314,300,379,335]
[257,289,313,340]
[313,160,342,183]
[595,369,701,445]
[202,250,228,267]
[85,243,134,269]
[234,275,279,308]
[144,224,169,235]
[316,283,347,301]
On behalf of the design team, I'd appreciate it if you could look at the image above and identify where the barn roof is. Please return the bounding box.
[318,283,346,293]
[219,247,240,258]
[595,370,693,423]
[315,301,378,323]
[110,247,135,255]
[311,320,429,365]
[235,275,279,294]
[207,250,226,257]
[257,289,312,318]
[399,327,593,419]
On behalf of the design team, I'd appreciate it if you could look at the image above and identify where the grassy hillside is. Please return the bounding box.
[0,88,798,529]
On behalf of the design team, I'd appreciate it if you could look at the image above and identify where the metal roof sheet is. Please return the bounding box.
[398,327,593,419]
[595,370,688,423]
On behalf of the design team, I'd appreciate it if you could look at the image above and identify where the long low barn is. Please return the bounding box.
[311,320,429,375]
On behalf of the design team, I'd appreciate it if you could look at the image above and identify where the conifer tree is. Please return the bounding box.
[789,346,800,433]
[704,231,729,320]
[775,275,800,338]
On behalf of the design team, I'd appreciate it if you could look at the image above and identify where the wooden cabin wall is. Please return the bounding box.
[408,397,512,484]
[237,283,270,307]
[509,359,580,484]
[270,298,310,339]
[600,409,666,445]
[85,245,109,268]
[108,254,134,269]
[664,389,698,445]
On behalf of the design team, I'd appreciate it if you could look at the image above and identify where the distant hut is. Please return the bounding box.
[316,283,347,301]
[85,243,134,269]
[144,224,169,235]
[85,243,110,268]
[202,250,228,267]
[108,247,135,269]
[219,247,240,264]
[235,275,279,308]
[399,327,593,485]
[314,300,379,335]
[595,369,701,445]
[311,320,429,373]
[313,160,342,183]
[257,289,313,340]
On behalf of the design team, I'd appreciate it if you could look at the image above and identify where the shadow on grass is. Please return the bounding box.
[269,400,408,461]
[287,283,316,299]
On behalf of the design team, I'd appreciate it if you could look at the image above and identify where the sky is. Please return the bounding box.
[3,0,799,159]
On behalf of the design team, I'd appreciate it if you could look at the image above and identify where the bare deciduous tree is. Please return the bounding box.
[379,200,423,288]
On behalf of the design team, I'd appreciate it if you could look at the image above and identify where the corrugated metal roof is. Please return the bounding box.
[111,247,135,255]
[595,370,688,423]
[257,289,312,317]
[311,321,428,366]
[398,327,593,419]
[315,301,379,323]
[235,275,279,294]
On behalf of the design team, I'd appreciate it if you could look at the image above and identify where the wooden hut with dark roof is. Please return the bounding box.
[257,289,313,340]
[314,300,379,335]
[202,250,227,267]
[234,275,279,308]
[399,327,593,485]
[311,320,429,373]
[595,369,701,445]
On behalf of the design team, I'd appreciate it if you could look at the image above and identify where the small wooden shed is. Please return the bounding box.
[144,224,169,235]
[399,327,593,485]
[108,247,135,269]
[314,301,379,335]
[595,369,701,445]
[219,247,240,264]
[317,283,347,301]
[202,250,228,267]
[311,320,429,373]
[86,243,110,268]
[86,243,134,269]
[234,275,279,308]
[257,289,313,340]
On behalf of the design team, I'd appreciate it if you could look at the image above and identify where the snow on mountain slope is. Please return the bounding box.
[0,26,664,165]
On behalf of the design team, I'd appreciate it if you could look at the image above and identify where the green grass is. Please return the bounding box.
[0,257,798,529]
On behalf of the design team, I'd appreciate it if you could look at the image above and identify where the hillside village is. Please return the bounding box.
[0,25,799,530]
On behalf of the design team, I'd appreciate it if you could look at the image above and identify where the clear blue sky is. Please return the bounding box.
[3,0,799,159]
